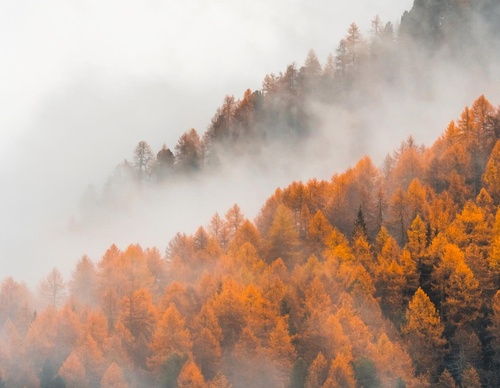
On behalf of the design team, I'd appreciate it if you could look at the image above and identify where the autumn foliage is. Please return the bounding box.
[1,95,499,387]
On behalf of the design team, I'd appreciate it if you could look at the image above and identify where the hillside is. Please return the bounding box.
[1,96,500,387]
[81,0,500,219]
[2,1,500,387]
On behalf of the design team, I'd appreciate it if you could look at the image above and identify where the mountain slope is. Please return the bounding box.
[1,96,499,387]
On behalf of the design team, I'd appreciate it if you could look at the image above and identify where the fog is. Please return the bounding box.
[2,0,500,285]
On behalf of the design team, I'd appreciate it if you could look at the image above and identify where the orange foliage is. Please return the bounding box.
[3,96,500,386]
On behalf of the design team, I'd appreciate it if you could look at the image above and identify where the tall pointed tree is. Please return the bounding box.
[402,288,446,379]
[39,268,66,308]
[267,204,301,267]
[147,304,191,373]
[484,140,500,204]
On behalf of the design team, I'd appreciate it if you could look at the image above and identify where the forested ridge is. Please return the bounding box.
[2,95,500,387]
[89,0,500,209]
[2,1,500,387]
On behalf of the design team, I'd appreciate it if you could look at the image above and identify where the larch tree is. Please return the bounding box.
[0,277,29,325]
[447,201,491,253]
[402,288,447,379]
[471,95,496,170]
[303,276,331,322]
[58,352,87,388]
[335,38,348,87]
[399,249,419,304]
[206,280,247,349]
[207,372,232,388]
[233,89,258,142]
[267,204,301,268]
[133,141,155,180]
[229,219,261,255]
[54,305,84,366]
[428,191,457,237]
[370,333,414,387]
[177,361,205,388]
[281,181,307,233]
[159,282,200,322]
[489,207,500,283]
[483,140,500,204]
[302,49,322,81]
[488,291,500,368]
[225,204,244,240]
[268,317,296,383]
[39,268,66,308]
[191,306,222,380]
[305,352,328,388]
[389,188,410,245]
[374,258,406,324]
[352,232,374,274]
[457,102,490,195]
[307,210,334,257]
[118,288,157,343]
[436,369,456,388]
[118,288,158,368]
[458,106,475,147]
[475,187,496,218]
[86,310,109,346]
[390,138,425,192]
[447,169,472,208]
[448,329,482,379]
[100,362,129,388]
[322,52,336,89]
[147,304,192,373]
[175,128,203,173]
[371,14,383,38]
[205,94,236,152]
[69,255,97,306]
[406,178,430,221]
[460,364,481,388]
[432,244,482,329]
[322,353,356,388]
[75,333,105,386]
[472,95,496,129]
[106,323,135,374]
[345,23,363,71]
[193,226,210,252]
[298,49,322,97]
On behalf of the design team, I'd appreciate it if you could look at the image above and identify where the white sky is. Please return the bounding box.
[0,0,421,284]
[0,0,411,145]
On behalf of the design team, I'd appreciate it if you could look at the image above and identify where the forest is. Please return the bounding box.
[2,1,500,387]
[1,95,500,387]
[85,0,500,208]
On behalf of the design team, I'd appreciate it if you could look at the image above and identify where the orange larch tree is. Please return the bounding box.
[58,351,88,387]
[177,360,205,388]
[147,304,192,373]
[69,255,97,306]
[483,140,500,204]
[266,204,302,267]
[402,288,447,381]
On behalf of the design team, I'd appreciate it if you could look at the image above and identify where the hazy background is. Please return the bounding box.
[3,0,499,285]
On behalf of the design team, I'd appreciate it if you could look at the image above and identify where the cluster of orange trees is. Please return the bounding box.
[1,96,500,387]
